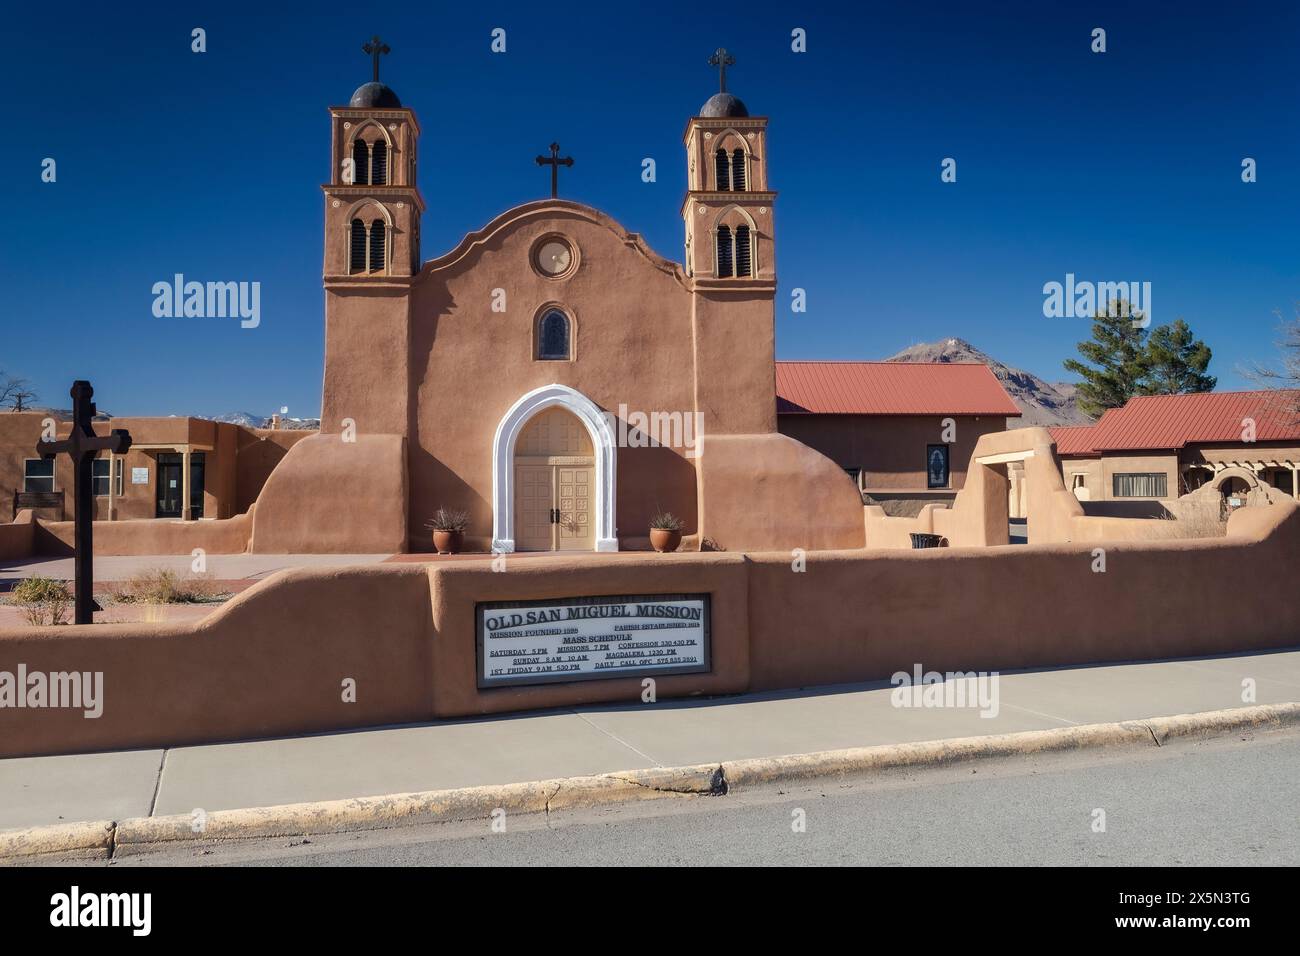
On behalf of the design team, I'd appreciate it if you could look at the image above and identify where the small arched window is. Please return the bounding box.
[714,148,730,191]
[371,140,388,185]
[735,226,753,277]
[538,309,570,360]
[349,218,367,273]
[716,225,733,278]
[731,149,746,191]
[351,139,370,185]
[368,219,386,273]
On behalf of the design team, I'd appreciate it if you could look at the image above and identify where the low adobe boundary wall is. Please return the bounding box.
[0,510,36,562]
[33,509,254,557]
[1,500,1297,758]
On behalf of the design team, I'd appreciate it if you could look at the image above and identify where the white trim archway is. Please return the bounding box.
[492,384,618,553]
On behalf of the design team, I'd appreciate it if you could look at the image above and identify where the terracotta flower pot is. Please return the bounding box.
[433,530,464,555]
[650,528,682,553]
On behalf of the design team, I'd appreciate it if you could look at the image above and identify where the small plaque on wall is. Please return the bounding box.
[131,467,149,485]
[476,593,711,688]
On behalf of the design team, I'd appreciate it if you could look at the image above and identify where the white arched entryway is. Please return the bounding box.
[492,384,618,553]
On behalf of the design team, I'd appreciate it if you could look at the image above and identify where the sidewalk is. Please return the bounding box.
[1,647,1297,833]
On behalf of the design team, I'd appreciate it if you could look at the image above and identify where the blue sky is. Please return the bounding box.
[2,1,1297,417]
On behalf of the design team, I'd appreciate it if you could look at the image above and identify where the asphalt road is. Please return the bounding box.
[78,726,1299,867]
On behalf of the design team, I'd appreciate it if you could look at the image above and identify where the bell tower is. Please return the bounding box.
[681,48,775,284]
[320,38,423,439]
[322,36,424,278]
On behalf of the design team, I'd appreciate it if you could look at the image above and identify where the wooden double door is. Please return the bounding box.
[514,408,596,552]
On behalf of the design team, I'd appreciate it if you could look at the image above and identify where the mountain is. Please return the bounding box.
[210,411,266,427]
[884,338,1093,427]
[207,412,321,430]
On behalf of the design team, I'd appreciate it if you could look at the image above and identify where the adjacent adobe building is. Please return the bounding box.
[776,361,1020,502]
[0,413,309,524]
[1050,390,1300,503]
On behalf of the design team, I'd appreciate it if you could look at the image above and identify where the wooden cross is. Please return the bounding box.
[362,35,391,83]
[535,142,574,198]
[37,381,132,625]
[708,48,735,93]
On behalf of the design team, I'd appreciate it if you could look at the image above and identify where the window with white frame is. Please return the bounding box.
[23,459,55,493]
[92,458,123,497]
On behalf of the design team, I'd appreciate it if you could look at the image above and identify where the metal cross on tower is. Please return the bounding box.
[36,381,132,625]
[535,142,574,199]
[708,48,735,92]
[362,35,391,83]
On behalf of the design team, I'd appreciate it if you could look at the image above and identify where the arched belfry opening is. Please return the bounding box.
[492,384,618,553]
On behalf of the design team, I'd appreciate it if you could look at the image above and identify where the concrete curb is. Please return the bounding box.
[0,820,115,862]
[721,702,1299,789]
[110,763,725,855]
[2,703,1295,862]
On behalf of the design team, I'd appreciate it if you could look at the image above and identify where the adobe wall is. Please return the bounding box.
[749,498,1300,689]
[34,510,253,557]
[695,432,866,552]
[2,497,1296,758]
[249,433,407,553]
[235,429,314,514]
[0,510,35,561]
[0,565,433,757]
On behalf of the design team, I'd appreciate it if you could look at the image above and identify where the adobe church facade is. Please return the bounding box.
[264,48,865,554]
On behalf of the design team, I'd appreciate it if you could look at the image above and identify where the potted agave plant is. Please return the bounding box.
[427,507,470,555]
[649,511,684,553]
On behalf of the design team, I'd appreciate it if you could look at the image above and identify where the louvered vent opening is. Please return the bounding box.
[735,225,752,276]
[731,149,746,191]
[716,225,733,277]
[349,219,367,273]
[371,141,388,185]
[368,219,386,273]
[351,140,370,185]
[714,149,730,191]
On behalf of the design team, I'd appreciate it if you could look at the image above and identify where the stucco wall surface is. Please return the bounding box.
[2,497,1296,758]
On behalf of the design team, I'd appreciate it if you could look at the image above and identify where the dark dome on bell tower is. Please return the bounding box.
[350,81,402,109]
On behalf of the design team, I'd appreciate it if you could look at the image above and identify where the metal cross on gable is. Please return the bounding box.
[362,35,391,83]
[708,48,735,93]
[535,142,574,199]
[36,381,132,625]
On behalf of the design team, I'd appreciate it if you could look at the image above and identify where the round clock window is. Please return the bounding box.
[535,239,574,277]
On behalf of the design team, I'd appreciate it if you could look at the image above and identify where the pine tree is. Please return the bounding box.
[1140,319,1215,395]
[1063,300,1150,418]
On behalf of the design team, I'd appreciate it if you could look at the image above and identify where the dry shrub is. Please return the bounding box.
[11,576,72,626]
[111,568,222,604]
[1154,507,1229,539]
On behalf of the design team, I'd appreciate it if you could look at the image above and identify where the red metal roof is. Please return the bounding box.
[1048,422,1104,456]
[775,362,1021,416]
[1050,390,1300,455]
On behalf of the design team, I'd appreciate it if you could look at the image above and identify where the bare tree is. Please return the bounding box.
[1247,302,1300,423]
[0,372,38,412]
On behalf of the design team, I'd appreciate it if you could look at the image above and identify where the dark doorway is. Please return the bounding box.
[155,453,206,518]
